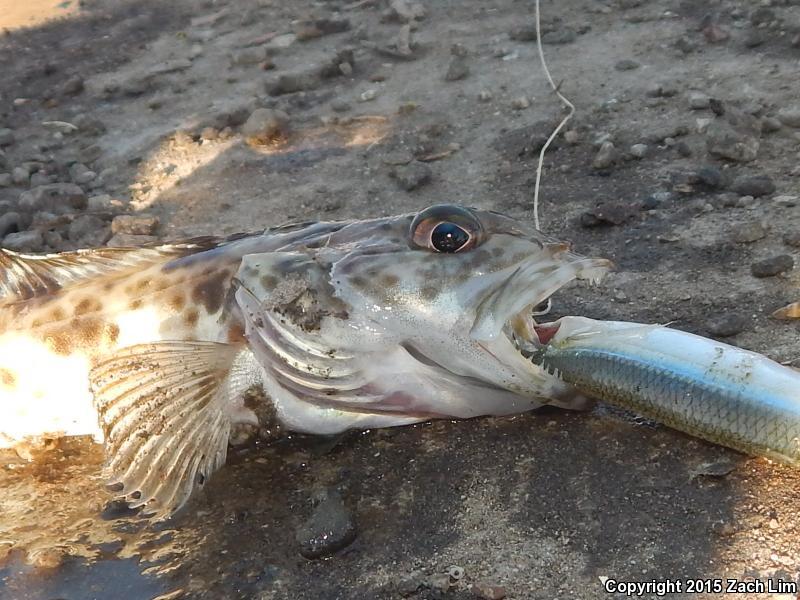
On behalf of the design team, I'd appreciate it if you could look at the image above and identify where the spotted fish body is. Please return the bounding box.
[0,205,610,517]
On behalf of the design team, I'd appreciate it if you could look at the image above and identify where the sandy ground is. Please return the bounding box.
[0,0,799,598]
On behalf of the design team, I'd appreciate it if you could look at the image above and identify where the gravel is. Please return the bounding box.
[751,255,794,278]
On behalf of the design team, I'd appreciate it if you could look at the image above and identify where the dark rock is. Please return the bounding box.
[0,129,15,147]
[68,215,110,244]
[74,115,107,136]
[3,230,44,252]
[295,17,351,41]
[696,166,724,189]
[18,183,87,212]
[783,231,800,248]
[390,162,432,191]
[580,202,636,227]
[62,75,85,95]
[266,71,319,96]
[509,24,538,42]
[444,55,469,81]
[730,174,775,197]
[542,28,576,44]
[750,7,775,25]
[705,314,747,338]
[0,212,20,237]
[751,255,794,278]
[241,108,290,144]
[645,81,678,98]
[675,141,692,157]
[744,29,766,48]
[491,121,560,159]
[614,59,640,71]
[296,491,356,559]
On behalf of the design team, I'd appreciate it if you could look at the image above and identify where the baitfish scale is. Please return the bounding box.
[532,316,800,465]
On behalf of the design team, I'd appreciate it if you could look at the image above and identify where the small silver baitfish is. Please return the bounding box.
[0,204,610,517]
[531,316,800,466]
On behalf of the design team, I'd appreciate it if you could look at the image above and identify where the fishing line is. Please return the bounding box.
[532,0,575,231]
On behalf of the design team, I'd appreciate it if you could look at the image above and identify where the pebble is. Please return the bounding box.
[477,90,493,102]
[294,17,351,41]
[731,222,766,243]
[630,143,648,158]
[390,162,432,191]
[0,173,11,187]
[751,255,794,278]
[444,55,469,81]
[645,81,678,98]
[106,233,158,247]
[359,89,379,102]
[614,59,640,71]
[592,141,617,169]
[706,120,759,163]
[111,214,159,235]
[12,166,30,186]
[295,490,357,559]
[510,96,530,110]
[331,100,351,113]
[69,215,111,246]
[688,92,711,110]
[580,202,634,227]
[777,107,800,128]
[18,183,87,212]
[69,163,96,185]
[0,212,21,237]
[761,116,782,133]
[0,128,15,147]
[509,24,538,42]
[783,231,800,248]
[62,75,84,95]
[744,29,766,48]
[730,174,775,197]
[471,582,507,600]
[3,230,44,252]
[266,71,319,96]
[542,28,577,44]
[29,172,53,187]
[706,314,748,337]
[563,129,579,144]
[200,127,219,141]
[696,165,724,189]
[241,108,289,144]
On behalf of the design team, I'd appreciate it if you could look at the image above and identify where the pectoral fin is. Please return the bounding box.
[89,341,255,519]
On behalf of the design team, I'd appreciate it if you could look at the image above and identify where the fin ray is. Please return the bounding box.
[90,341,241,519]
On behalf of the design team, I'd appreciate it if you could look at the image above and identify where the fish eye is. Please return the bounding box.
[410,204,484,253]
[430,222,470,253]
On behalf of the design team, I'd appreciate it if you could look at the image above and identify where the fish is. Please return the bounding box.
[0,204,610,517]
[530,316,800,466]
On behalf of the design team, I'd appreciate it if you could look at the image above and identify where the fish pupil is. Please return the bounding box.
[431,222,469,253]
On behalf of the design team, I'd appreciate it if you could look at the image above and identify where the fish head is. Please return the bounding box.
[236,204,611,430]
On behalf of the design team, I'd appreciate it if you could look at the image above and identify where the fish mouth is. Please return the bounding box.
[503,257,612,356]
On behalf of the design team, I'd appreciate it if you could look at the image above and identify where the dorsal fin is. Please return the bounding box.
[0,238,222,305]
